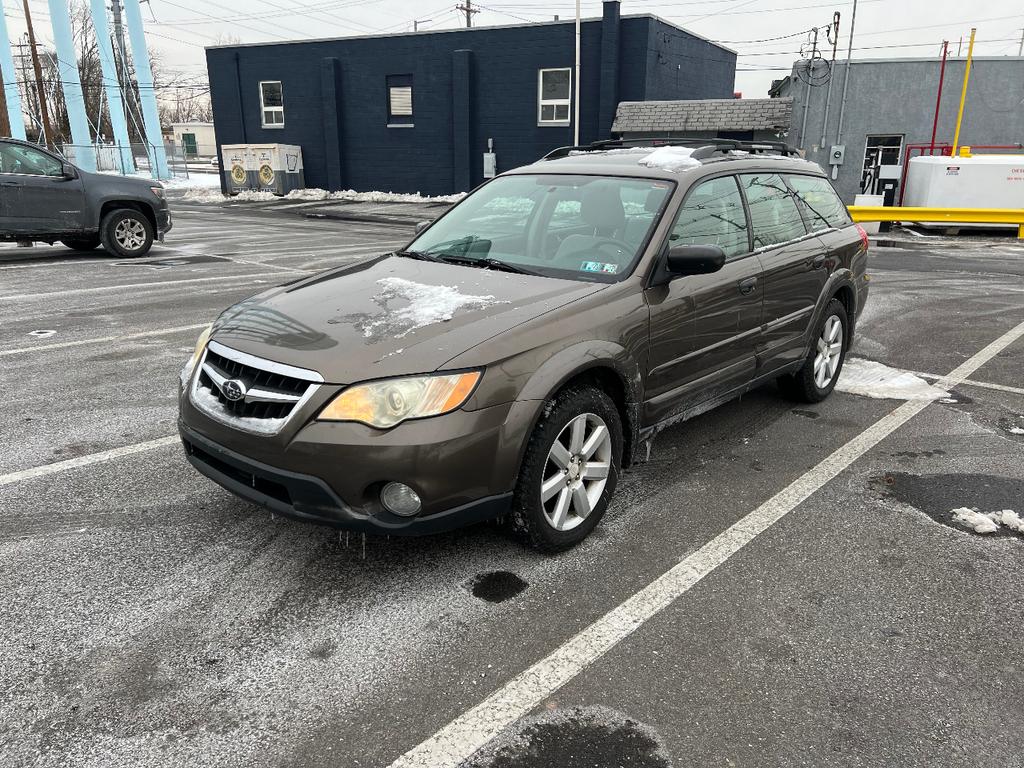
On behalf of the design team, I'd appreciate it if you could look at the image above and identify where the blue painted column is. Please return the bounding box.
[0,5,26,139]
[320,57,344,191]
[598,0,621,141]
[89,0,134,173]
[451,49,473,193]
[122,0,170,179]
[48,0,94,170]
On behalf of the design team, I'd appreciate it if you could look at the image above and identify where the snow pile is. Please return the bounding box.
[836,358,950,401]
[178,186,465,205]
[1006,426,1024,435]
[368,277,506,338]
[637,146,701,172]
[951,507,1024,535]
[161,173,222,190]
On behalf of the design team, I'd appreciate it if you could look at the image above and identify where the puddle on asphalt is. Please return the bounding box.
[873,472,1024,539]
[469,571,529,603]
[463,706,671,768]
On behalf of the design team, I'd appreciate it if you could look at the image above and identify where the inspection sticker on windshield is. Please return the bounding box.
[580,261,618,274]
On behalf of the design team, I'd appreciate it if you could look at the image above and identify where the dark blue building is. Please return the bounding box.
[206,1,736,196]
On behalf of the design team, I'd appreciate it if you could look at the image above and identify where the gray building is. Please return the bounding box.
[612,97,793,143]
[772,56,1024,203]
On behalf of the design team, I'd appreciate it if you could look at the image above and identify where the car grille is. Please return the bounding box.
[190,341,323,434]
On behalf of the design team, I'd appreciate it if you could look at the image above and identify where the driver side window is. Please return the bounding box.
[0,143,63,176]
[669,176,749,260]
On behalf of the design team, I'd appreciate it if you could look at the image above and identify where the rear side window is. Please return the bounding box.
[739,173,808,249]
[786,174,852,230]
[669,176,749,260]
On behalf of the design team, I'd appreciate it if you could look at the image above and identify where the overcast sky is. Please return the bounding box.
[3,0,1023,98]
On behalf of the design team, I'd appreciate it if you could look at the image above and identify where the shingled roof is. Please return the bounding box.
[612,97,794,133]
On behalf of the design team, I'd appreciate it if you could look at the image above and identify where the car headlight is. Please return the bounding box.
[180,324,213,385]
[318,371,481,429]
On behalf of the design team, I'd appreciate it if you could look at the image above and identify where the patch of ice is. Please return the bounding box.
[363,277,506,339]
[836,358,950,401]
[636,146,701,172]
[951,507,1023,535]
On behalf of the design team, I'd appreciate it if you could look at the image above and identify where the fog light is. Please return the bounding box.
[380,482,421,517]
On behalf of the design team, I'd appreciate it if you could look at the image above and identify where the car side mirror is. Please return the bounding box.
[665,244,726,276]
[61,163,78,180]
[414,220,431,235]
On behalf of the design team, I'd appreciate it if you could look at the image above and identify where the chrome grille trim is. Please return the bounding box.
[189,341,324,436]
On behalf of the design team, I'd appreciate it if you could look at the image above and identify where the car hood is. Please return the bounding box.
[209,255,606,383]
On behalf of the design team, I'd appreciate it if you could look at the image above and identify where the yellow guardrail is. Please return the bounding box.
[848,206,1024,238]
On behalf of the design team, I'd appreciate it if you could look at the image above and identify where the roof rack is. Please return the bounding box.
[542,137,801,162]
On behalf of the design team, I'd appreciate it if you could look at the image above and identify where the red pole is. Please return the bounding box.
[930,40,948,155]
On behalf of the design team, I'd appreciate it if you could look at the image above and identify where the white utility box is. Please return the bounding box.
[249,144,305,195]
[903,153,1024,228]
[221,144,254,193]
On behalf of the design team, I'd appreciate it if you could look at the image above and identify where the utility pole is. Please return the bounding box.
[799,26,819,149]
[22,0,53,147]
[455,0,478,28]
[818,12,840,150]
[111,0,139,142]
[573,0,580,145]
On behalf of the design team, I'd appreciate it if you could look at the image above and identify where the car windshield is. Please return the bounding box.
[406,174,675,282]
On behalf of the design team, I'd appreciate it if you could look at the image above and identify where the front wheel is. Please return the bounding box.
[510,385,623,552]
[778,298,848,403]
[100,209,154,258]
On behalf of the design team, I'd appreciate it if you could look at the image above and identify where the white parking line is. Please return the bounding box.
[0,436,178,487]
[388,318,1024,768]
[0,272,292,301]
[911,370,1024,397]
[0,323,210,356]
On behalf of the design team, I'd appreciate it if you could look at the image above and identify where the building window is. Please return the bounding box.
[259,81,284,128]
[387,75,414,127]
[861,134,903,194]
[538,68,571,126]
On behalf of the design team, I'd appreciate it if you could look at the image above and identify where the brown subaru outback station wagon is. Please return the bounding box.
[178,139,869,551]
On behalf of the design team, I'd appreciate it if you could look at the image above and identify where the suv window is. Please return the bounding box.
[0,142,63,177]
[786,174,852,230]
[739,173,807,249]
[669,175,749,260]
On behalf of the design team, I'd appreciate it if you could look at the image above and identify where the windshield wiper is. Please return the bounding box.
[393,249,442,262]
[436,254,540,276]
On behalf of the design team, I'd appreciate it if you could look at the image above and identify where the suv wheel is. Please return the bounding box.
[510,385,622,552]
[778,297,848,403]
[61,236,101,251]
[100,209,154,258]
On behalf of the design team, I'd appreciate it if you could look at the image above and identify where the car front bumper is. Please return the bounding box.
[177,388,538,535]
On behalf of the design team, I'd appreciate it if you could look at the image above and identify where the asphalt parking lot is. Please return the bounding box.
[2,200,1023,768]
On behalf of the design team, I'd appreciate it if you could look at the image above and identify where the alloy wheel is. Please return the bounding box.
[114,218,147,251]
[540,412,612,531]
[813,314,844,389]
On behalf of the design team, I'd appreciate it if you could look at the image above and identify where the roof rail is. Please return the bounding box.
[542,137,801,162]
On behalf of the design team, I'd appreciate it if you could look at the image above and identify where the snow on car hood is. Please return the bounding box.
[209,254,605,383]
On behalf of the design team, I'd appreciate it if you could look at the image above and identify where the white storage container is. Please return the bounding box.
[249,143,305,195]
[903,154,1024,228]
[220,144,254,193]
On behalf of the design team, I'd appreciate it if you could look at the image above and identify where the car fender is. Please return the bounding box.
[802,268,858,353]
[506,340,644,469]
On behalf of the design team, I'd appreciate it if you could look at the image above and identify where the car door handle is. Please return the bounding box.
[738,277,758,295]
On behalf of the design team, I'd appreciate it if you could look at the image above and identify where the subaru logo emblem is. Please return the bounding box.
[221,379,246,402]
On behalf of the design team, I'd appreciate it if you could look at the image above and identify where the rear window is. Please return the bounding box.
[786,174,852,230]
[738,173,808,249]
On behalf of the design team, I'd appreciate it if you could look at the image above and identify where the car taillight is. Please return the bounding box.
[855,223,870,251]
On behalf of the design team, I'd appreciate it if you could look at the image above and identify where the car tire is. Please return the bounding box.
[778,297,849,403]
[510,385,623,552]
[61,236,101,251]
[99,208,154,258]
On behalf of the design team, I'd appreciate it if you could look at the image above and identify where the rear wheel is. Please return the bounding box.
[510,385,622,552]
[778,298,848,403]
[100,208,154,258]
[61,236,101,251]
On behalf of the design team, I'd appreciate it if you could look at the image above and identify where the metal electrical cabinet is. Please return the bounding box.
[221,144,254,193]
